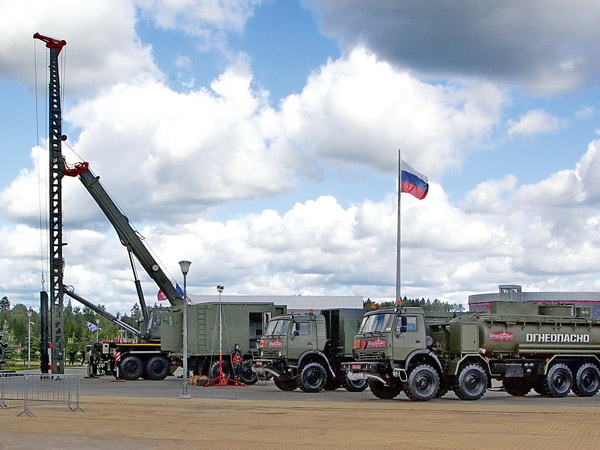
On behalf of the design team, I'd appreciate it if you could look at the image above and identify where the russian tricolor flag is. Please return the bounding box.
[400,159,429,200]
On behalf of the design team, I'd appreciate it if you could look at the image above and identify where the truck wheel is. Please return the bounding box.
[572,363,600,397]
[368,379,403,399]
[120,355,144,380]
[543,363,572,398]
[343,373,368,392]
[239,361,258,385]
[502,378,531,396]
[144,355,170,380]
[274,377,298,391]
[454,364,487,400]
[404,364,439,401]
[208,360,233,379]
[299,362,328,393]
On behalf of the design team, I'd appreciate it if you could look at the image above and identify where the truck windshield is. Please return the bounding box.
[359,313,394,334]
[264,319,290,336]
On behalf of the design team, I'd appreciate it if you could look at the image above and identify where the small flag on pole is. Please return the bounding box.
[400,159,429,200]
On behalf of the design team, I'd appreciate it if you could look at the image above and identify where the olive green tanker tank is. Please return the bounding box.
[344,301,600,401]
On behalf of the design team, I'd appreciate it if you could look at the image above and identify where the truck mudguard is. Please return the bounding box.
[404,349,444,374]
[447,353,490,377]
[297,350,336,377]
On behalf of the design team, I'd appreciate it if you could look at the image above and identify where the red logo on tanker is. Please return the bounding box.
[268,339,283,348]
[488,331,514,342]
[366,338,387,349]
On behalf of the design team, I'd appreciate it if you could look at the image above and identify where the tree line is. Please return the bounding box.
[0,296,144,366]
[363,296,465,312]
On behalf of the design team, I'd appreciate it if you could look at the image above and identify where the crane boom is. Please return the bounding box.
[63,162,183,315]
[64,288,141,337]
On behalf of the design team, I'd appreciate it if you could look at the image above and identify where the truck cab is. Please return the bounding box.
[260,313,326,359]
[344,306,447,400]
[252,309,368,393]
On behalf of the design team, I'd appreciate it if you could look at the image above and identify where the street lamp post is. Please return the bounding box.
[27,309,32,369]
[179,260,192,399]
[96,318,100,343]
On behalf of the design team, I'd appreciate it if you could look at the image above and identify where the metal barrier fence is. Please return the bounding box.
[0,373,84,417]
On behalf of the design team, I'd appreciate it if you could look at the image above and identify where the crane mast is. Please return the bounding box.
[34,32,67,374]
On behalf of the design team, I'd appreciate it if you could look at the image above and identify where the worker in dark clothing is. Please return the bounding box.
[69,349,76,365]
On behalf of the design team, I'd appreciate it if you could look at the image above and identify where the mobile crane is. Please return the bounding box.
[62,161,184,379]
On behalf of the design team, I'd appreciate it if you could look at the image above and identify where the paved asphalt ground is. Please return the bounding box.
[1,366,599,449]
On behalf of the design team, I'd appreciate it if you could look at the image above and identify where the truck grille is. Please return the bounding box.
[261,350,280,358]
[357,351,386,360]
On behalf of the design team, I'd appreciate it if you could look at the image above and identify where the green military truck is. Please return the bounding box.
[160,302,285,382]
[343,301,600,401]
[251,309,368,393]
[95,302,284,382]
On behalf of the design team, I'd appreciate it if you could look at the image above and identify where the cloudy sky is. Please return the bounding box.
[1,0,600,314]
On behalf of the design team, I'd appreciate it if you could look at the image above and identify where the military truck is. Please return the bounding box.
[95,302,284,382]
[251,309,368,393]
[343,301,600,401]
[161,302,285,382]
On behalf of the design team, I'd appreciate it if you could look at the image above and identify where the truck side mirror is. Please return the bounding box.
[399,316,407,334]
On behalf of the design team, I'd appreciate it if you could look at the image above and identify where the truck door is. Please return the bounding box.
[288,320,312,360]
[393,314,426,361]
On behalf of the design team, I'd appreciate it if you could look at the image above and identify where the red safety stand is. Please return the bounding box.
[205,352,245,387]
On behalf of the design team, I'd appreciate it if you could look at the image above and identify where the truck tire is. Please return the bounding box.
[454,364,487,401]
[239,361,258,385]
[404,364,440,401]
[120,355,144,380]
[208,360,233,379]
[502,378,531,396]
[572,363,600,397]
[274,377,299,391]
[368,379,403,399]
[343,373,368,392]
[543,363,572,398]
[144,355,170,380]
[299,362,328,393]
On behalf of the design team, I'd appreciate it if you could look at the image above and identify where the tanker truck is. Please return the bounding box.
[343,301,600,401]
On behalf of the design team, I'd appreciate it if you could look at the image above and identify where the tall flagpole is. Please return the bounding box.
[396,150,402,304]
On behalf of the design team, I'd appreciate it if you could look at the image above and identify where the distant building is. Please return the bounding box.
[188,295,364,313]
[468,285,600,318]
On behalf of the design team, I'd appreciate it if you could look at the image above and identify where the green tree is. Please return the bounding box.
[0,296,10,311]
[1,320,18,365]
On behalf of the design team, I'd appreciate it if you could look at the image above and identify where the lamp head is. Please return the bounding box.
[179,260,192,276]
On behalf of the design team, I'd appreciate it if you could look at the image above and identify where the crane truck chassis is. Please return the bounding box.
[86,302,285,382]
[251,309,369,393]
[343,301,600,401]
